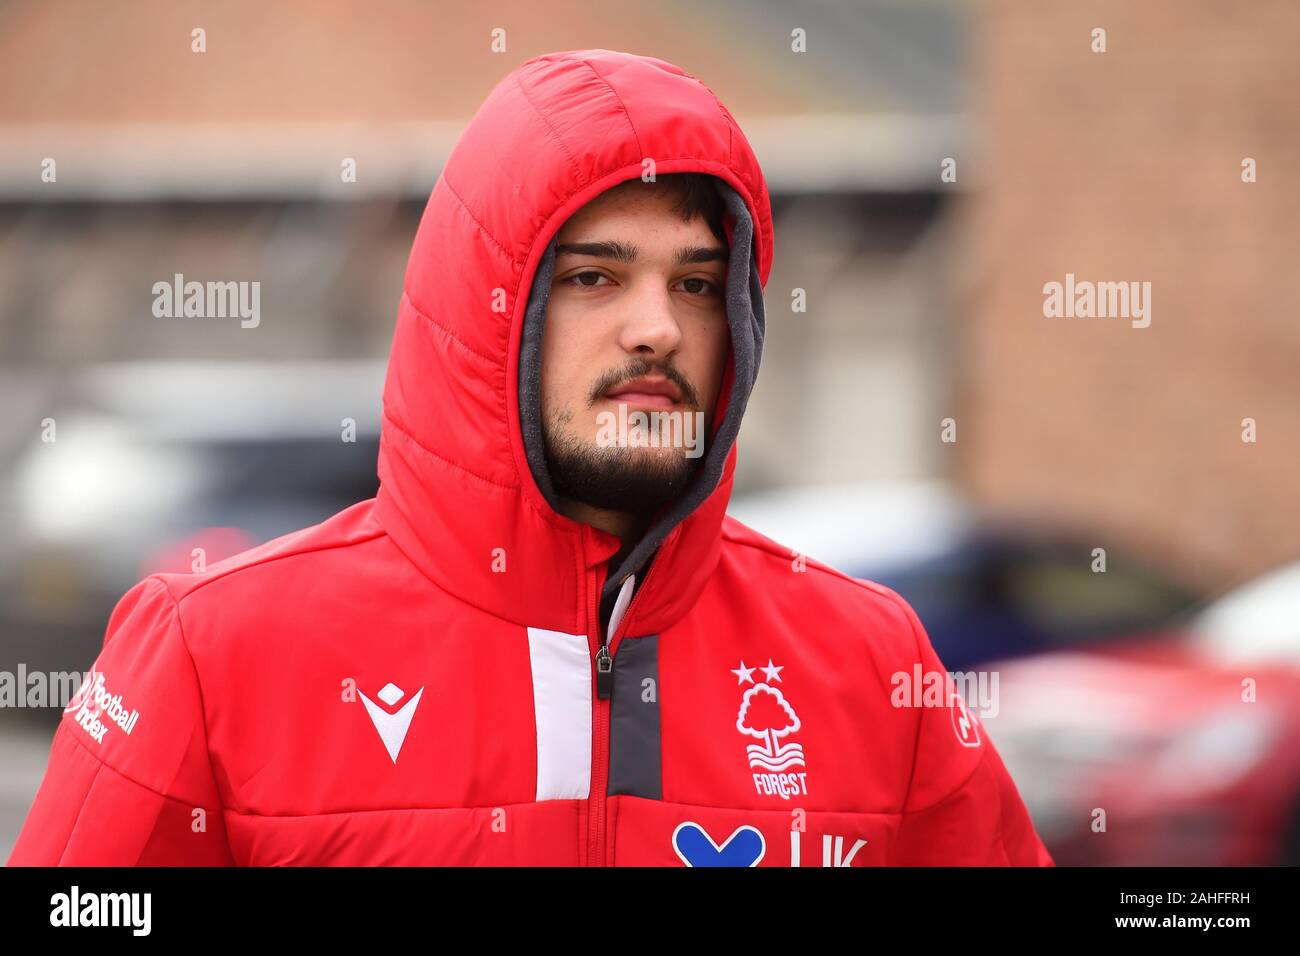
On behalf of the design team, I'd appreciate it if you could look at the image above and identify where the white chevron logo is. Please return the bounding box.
[359,682,424,763]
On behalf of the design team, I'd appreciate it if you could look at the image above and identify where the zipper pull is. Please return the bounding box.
[595,573,633,701]
[595,642,614,699]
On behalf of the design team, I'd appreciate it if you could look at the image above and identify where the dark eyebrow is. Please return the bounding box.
[555,240,636,263]
[675,245,729,267]
[555,240,728,268]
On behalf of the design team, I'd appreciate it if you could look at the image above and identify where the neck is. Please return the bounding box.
[557,497,651,572]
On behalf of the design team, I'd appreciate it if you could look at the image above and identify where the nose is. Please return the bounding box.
[615,281,683,359]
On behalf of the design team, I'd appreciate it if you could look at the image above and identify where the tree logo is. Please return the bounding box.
[732,659,809,799]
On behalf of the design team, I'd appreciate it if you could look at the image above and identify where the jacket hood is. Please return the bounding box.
[374,49,774,637]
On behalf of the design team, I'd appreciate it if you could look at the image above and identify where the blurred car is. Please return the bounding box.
[727,480,1200,670]
[0,361,384,698]
[988,559,1300,865]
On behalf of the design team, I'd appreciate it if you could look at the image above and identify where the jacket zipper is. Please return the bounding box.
[594,571,635,701]
[586,564,608,866]
[587,555,661,866]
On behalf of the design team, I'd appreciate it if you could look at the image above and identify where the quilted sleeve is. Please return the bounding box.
[886,590,1054,866]
[7,576,234,866]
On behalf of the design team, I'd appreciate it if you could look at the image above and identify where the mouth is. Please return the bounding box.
[602,376,684,410]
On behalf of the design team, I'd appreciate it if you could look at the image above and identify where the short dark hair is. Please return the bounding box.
[616,172,728,246]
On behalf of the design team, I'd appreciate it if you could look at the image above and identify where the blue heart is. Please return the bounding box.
[672,822,766,867]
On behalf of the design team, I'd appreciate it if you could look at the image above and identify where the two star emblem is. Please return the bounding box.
[730,659,784,685]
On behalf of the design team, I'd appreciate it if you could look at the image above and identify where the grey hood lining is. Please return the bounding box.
[518,177,766,608]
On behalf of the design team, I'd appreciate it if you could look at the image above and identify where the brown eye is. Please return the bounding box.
[566,271,610,289]
[678,277,720,296]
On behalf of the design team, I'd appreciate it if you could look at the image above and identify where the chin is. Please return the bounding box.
[546,432,704,513]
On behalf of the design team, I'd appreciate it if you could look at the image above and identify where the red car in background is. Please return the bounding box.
[987,561,1300,865]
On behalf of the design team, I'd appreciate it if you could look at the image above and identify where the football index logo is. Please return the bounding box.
[359,681,424,763]
[64,669,140,745]
[732,659,809,799]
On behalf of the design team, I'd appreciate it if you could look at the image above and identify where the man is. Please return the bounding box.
[9,49,1052,866]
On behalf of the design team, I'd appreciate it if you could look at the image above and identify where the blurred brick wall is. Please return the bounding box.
[954,0,1300,590]
[0,0,833,123]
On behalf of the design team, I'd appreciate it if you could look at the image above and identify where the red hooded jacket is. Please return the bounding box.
[9,50,1052,867]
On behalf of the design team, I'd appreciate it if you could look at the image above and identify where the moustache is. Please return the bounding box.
[587,358,700,409]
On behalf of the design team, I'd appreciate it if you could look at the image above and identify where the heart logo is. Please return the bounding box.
[671,822,766,867]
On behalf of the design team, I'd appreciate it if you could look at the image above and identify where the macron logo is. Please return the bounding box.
[359,682,424,763]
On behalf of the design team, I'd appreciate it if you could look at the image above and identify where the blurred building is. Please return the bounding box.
[0,0,965,487]
[954,0,1300,591]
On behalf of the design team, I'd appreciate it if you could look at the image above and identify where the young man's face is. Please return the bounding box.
[540,179,730,515]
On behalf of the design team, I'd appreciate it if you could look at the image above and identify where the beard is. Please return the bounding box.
[543,415,704,515]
